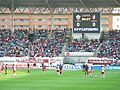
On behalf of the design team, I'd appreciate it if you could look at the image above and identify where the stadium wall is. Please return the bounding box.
[0,57,119,70]
[0,14,117,31]
[72,33,101,39]
[63,64,120,70]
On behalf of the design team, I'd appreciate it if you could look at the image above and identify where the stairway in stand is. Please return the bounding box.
[59,42,67,57]
[93,43,103,57]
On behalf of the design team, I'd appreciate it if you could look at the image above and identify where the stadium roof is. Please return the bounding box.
[0,0,120,14]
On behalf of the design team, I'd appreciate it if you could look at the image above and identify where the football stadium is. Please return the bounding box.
[0,0,120,90]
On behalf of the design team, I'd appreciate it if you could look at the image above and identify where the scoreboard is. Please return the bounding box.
[73,12,101,33]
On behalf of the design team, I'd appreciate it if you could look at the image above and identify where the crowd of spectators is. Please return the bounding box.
[0,29,119,60]
[97,30,120,60]
[29,29,64,57]
[66,38,100,52]
[0,29,29,57]
[0,29,65,57]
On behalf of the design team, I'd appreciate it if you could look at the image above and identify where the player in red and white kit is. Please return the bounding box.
[0,62,4,73]
[101,65,106,78]
[0,62,1,73]
[12,64,16,77]
[1,63,4,71]
[42,62,46,71]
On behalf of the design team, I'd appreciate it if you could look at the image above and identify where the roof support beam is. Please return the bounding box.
[0,7,119,14]
[45,0,54,13]
[114,0,120,6]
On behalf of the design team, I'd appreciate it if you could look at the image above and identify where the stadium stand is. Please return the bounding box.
[97,30,120,60]
[0,0,120,67]
[66,38,100,52]
[0,28,120,60]
[0,29,29,57]
[0,29,65,57]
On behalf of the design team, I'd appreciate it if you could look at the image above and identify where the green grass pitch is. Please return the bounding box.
[0,68,120,90]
